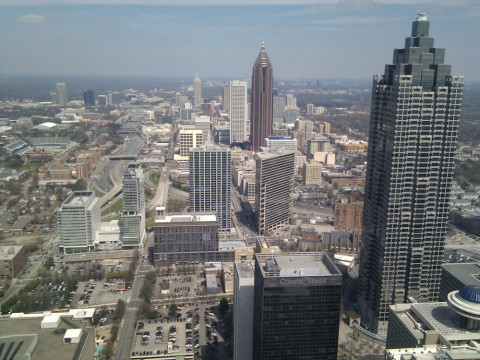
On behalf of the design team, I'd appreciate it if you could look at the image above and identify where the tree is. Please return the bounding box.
[168,304,178,316]
[114,299,126,320]
[72,179,87,191]
[219,298,229,316]
[146,310,159,319]
[92,313,102,325]
[101,341,114,360]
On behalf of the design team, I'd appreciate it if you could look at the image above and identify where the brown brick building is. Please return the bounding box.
[0,246,26,280]
[334,198,364,231]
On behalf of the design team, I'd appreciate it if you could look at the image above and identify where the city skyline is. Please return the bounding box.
[1,1,479,81]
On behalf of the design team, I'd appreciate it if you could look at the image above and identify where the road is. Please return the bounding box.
[114,241,152,360]
[0,231,58,305]
[231,187,256,238]
[146,120,177,212]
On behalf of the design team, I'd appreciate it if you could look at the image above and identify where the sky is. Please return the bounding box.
[1,0,479,81]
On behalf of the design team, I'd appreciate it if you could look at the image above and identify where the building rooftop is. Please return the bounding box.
[0,246,24,261]
[0,316,93,360]
[155,212,217,224]
[442,263,480,287]
[0,333,38,360]
[412,302,480,344]
[235,261,255,279]
[62,191,93,206]
[255,149,295,159]
[256,252,341,278]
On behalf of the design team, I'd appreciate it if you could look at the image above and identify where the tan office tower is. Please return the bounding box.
[56,82,67,106]
[250,41,273,151]
[193,73,202,108]
[229,80,248,144]
[255,150,294,235]
[223,83,230,111]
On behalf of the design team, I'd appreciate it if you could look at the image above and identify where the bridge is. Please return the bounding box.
[109,154,137,160]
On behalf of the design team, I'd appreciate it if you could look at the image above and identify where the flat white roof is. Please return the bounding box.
[64,328,82,338]
[68,308,95,319]
[155,213,217,224]
[42,315,60,324]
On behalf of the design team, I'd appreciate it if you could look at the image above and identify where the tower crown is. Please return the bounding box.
[255,40,271,68]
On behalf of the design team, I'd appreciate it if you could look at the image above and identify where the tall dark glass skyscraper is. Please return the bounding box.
[358,13,464,334]
[83,90,95,107]
[252,252,342,360]
[250,41,273,151]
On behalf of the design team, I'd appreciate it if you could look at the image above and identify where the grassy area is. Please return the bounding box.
[94,188,105,197]
[146,216,154,231]
[166,198,188,212]
[106,174,113,187]
[21,162,42,173]
[101,199,122,216]
[170,178,189,192]
[149,169,162,187]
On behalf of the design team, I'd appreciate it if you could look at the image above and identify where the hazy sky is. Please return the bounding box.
[1,0,479,81]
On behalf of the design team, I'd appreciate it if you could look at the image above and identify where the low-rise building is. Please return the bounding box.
[153,207,219,266]
[0,246,26,280]
[386,286,480,359]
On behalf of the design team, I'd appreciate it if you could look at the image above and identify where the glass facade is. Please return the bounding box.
[358,14,464,333]
[252,253,342,360]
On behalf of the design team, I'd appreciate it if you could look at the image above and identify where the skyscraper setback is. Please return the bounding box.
[358,13,464,334]
[250,41,273,151]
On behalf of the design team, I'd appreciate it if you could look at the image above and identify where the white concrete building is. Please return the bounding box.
[58,191,100,254]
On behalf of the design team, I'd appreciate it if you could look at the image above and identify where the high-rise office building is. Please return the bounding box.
[358,13,464,334]
[175,92,181,107]
[122,162,145,248]
[189,144,231,231]
[255,150,295,235]
[286,93,297,108]
[252,252,342,360]
[193,73,202,108]
[273,96,286,125]
[250,41,273,151]
[233,260,255,360]
[307,136,330,159]
[223,83,230,112]
[229,80,248,144]
[58,191,100,253]
[179,129,204,157]
[56,82,67,106]
[83,90,95,107]
[265,136,297,153]
[97,94,108,106]
[50,92,57,105]
[307,103,315,114]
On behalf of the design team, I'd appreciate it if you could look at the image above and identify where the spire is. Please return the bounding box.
[255,40,271,68]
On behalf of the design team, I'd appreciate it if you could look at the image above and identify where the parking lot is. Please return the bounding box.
[130,302,227,359]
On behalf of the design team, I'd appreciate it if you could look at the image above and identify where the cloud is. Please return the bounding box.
[17,14,47,24]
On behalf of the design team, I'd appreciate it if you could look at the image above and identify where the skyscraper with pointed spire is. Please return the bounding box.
[358,13,464,334]
[193,73,202,108]
[250,41,273,151]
